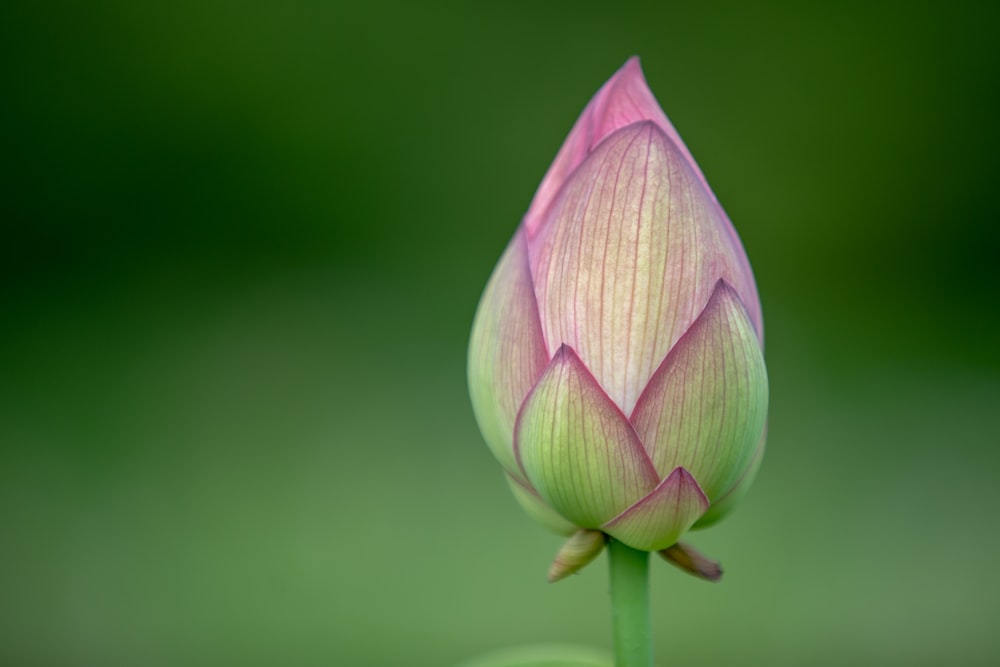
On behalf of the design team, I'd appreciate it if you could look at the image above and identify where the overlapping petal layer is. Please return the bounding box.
[523,57,714,238]
[602,467,709,551]
[468,57,769,557]
[630,281,768,501]
[529,122,760,415]
[515,345,659,527]
[468,230,549,479]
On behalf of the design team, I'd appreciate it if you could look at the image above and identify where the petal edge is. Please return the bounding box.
[631,281,768,500]
[468,230,549,479]
[602,467,709,551]
[515,345,658,528]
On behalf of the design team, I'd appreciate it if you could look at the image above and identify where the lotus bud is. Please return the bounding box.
[468,57,767,554]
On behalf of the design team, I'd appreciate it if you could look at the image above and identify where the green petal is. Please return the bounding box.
[505,473,577,536]
[693,424,766,529]
[630,281,768,501]
[602,467,709,551]
[515,345,658,528]
[468,230,549,479]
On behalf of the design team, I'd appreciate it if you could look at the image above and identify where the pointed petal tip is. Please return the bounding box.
[597,61,666,137]
[712,279,755,319]
[552,346,590,384]
[668,466,711,509]
[523,57,667,239]
[629,275,767,499]
[553,342,575,360]
[602,466,709,551]
[714,273,764,345]
[515,345,658,528]
[614,55,645,81]
[713,277,736,297]
[710,278,762,340]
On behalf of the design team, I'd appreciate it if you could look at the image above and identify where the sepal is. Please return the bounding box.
[548,530,607,583]
[658,542,723,582]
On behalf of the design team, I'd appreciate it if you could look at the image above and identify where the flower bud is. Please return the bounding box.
[468,57,767,552]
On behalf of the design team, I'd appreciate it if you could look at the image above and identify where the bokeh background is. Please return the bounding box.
[2,1,998,665]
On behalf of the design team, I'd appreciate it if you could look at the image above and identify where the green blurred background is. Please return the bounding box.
[2,1,998,665]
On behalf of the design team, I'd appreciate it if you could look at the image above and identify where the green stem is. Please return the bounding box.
[607,538,652,667]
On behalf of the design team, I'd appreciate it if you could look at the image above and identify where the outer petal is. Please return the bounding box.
[602,467,709,551]
[693,424,766,529]
[515,345,658,528]
[529,122,760,415]
[468,230,549,479]
[504,473,577,536]
[631,281,768,501]
[523,57,714,238]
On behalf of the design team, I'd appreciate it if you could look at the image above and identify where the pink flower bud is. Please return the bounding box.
[469,58,767,551]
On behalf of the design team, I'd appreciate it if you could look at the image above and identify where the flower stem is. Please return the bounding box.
[607,538,652,667]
